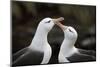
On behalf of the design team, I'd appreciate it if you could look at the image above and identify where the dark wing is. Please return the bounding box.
[66,52,96,63]
[12,48,44,66]
[78,48,96,57]
[13,47,28,62]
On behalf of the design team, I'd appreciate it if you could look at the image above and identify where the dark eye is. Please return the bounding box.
[45,20,51,23]
[69,29,73,33]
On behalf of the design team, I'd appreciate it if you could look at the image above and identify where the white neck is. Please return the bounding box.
[28,26,48,52]
[59,39,77,57]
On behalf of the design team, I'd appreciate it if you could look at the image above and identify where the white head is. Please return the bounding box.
[37,17,64,33]
[38,18,54,32]
[56,22,78,41]
[63,26,78,40]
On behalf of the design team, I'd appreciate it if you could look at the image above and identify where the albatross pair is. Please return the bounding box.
[13,17,95,66]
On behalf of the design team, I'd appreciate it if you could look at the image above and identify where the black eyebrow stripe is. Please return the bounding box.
[45,20,51,23]
[69,29,73,33]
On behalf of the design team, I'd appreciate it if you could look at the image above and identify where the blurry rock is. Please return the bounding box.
[80,25,96,50]
[81,37,95,46]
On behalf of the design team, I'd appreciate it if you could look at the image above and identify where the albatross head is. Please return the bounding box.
[56,22,78,41]
[64,26,78,40]
[39,18,54,32]
[38,17,64,32]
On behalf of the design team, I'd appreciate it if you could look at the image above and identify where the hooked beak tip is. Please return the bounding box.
[52,17,66,31]
[53,17,64,25]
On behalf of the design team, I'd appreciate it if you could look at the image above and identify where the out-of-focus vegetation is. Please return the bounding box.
[12,1,96,63]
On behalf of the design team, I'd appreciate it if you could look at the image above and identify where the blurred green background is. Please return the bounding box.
[12,1,96,63]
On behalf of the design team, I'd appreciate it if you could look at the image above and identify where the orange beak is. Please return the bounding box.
[53,17,68,31]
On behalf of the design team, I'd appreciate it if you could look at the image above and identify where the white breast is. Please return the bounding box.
[58,52,70,63]
[41,43,52,64]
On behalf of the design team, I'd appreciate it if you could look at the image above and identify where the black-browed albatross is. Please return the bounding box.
[12,17,64,66]
[56,22,96,63]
